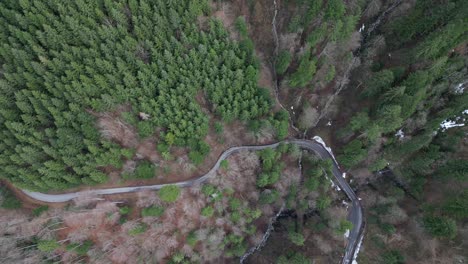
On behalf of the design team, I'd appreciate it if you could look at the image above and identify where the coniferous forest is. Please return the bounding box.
[0,0,271,191]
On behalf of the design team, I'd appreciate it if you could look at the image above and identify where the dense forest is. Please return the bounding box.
[0,0,272,191]
[0,0,467,263]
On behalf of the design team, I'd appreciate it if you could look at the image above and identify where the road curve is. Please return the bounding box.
[20,139,364,264]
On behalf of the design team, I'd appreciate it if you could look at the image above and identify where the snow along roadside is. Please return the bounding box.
[312,136,340,168]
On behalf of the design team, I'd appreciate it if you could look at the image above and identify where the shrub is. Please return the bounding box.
[128,224,147,235]
[381,250,405,264]
[0,186,21,209]
[159,185,181,202]
[186,231,198,247]
[37,239,59,252]
[201,206,214,217]
[66,240,93,256]
[119,206,130,215]
[32,205,49,217]
[201,184,216,196]
[259,190,279,204]
[220,160,229,170]
[135,161,155,179]
[276,50,292,75]
[423,215,457,239]
[288,231,305,246]
[142,206,165,217]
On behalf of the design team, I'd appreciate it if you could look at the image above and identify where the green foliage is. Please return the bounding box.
[214,122,224,134]
[336,220,353,234]
[379,223,396,235]
[128,223,147,236]
[307,24,328,47]
[134,161,156,179]
[235,16,248,37]
[277,252,312,264]
[285,184,298,209]
[288,231,305,246]
[288,15,303,32]
[32,205,49,217]
[305,177,320,192]
[325,65,336,83]
[259,189,279,204]
[376,105,403,133]
[276,50,292,75]
[259,148,278,170]
[381,250,405,264]
[325,0,346,20]
[435,160,468,181]
[423,215,457,239]
[442,191,468,220]
[0,186,22,209]
[388,0,465,47]
[316,196,331,211]
[369,158,388,172]
[271,110,290,139]
[66,240,93,256]
[220,160,229,170]
[229,198,241,210]
[37,239,59,252]
[186,231,198,247]
[142,205,165,217]
[202,184,216,196]
[349,112,370,131]
[289,53,317,88]
[362,70,395,98]
[0,0,270,191]
[201,206,215,217]
[337,139,367,168]
[159,185,181,203]
[170,252,186,263]
[223,234,247,257]
[119,206,130,215]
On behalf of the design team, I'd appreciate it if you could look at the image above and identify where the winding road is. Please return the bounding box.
[20,138,364,264]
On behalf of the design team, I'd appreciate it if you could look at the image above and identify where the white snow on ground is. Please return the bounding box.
[454,82,466,94]
[313,136,340,168]
[342,200,349,209]
[395,129,404,139]
[328,177,341,191]
[440,120,464,130]
[351,232,365,264]
[358,24,365,32]
[344,229,350,238]
[439,109,467,131]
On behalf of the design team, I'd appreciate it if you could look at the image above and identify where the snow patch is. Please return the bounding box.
[344,229,350,238]
[440,120,464,130]
[454,82,466,94]
[439,110,467,131]
[329,178,341,191]
[358,24,365,33]
[352,232,365,264]
[312,136,339,168]
[342,200,349,208]
[395,129,404,139]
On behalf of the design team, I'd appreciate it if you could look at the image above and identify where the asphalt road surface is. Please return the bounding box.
[20,139,364,264]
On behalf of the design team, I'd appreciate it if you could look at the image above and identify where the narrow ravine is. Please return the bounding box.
[239,203,285,263]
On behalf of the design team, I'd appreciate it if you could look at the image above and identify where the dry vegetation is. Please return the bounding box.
[1,149,314,263]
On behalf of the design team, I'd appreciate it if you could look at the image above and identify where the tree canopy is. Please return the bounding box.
[0,0,271,191]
